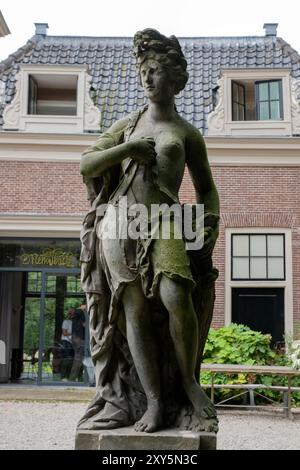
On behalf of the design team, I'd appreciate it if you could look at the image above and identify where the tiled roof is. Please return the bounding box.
[1,34,300,133]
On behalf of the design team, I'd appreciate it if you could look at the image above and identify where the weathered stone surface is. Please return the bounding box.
[75,427,216,450]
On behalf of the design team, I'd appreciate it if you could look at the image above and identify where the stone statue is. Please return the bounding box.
[78,28,220,434]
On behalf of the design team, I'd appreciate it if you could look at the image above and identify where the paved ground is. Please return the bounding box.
[0,401,299,450]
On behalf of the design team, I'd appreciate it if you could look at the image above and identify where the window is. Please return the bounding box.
[2,65,101,133]
[67,275,83,294]
[232,81,246,120]
[256,80,282,120]
[28,74,77,116]
[232,234,285,280]
[232,79,283,121]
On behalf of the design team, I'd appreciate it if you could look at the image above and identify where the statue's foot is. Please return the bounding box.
[187,409,219,433]
[134,401,163,433]
[184,382,219,433]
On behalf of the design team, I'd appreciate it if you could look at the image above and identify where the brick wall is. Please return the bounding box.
[1,161,299,332]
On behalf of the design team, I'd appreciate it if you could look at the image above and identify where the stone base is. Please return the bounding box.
[75,426,216,450]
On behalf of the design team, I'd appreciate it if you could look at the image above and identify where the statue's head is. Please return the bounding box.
[133,28,189,95]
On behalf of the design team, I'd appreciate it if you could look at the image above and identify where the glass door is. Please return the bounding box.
[40,272,87,384]
[22,271,93,385]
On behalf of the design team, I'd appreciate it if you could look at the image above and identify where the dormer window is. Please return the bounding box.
[3,65,101,133]
[28,74,78,116]
[207,69,292,136]
[232,79,283,121]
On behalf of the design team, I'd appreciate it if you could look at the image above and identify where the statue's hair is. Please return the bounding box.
[133,28,189,94]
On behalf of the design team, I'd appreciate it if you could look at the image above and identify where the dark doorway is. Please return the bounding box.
[232,287,284,345]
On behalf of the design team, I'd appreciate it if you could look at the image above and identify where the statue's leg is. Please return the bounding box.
[122,281,163,433]
[159,274,218,432]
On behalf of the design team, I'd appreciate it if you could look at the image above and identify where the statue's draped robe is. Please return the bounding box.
[78,109,218,430]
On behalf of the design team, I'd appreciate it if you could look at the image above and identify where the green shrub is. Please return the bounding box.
[200,323,300,406]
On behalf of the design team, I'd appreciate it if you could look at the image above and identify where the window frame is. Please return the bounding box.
[255,79,283,121]
[231,233,286,281]
[232,80,246,121]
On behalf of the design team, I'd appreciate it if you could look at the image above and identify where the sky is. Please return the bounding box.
[1,0,300,61]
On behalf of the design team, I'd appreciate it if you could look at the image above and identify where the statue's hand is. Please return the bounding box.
[129,137,157,164]
[196,213,219,259]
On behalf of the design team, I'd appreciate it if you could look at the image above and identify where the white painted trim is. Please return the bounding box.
[1,132,300,165]
[0,214,82,238]
[225,227,293,338]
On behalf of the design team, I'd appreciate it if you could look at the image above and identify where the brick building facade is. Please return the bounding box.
[1,22,300,383]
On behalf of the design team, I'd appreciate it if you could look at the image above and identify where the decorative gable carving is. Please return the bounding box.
[207,77,225,135]
[3,73,21,130]
[291,77,300,135]
[84,74,101,132]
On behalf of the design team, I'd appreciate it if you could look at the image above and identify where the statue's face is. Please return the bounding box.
[140,59,174,102]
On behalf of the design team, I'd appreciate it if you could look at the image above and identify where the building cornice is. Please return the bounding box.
[1,131,300,166]
[0,213,82,238]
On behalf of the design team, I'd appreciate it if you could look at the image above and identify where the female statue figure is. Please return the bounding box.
[78,28,219,433]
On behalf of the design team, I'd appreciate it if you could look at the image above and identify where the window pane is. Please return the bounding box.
[259,101,270,120]
[259,82,269,101]
[27,272,41,292]
[232,258,249,279]
[268,235,284,256]
[233,102,239,121]
[270,81,280,100]
[250,235,266,256]
[238,85,245,104]
[268,258,284,279]
[233,235,249,256]
[250,258,267,279]
[46,275,56,293]
[232,82,239,102]
[270,100,280,120]
[239,104,245,120]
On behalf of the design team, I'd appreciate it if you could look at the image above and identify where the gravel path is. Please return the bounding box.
[0,401,299,450]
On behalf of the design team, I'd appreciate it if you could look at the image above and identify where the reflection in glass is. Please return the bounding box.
[233,258,249,279]
[259,101,269,120]
[232,235,249,256]
[250,235,266,256]
[270,100,280,120]
[268,235,284,257]
[250,257,267,279]
[268,258,284,279]
[259,82,269,101]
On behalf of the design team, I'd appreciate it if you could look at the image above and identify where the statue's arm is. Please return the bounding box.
[186,127,220,255]
[80,117,156,178]
[80,117,130,178]
[185,127,219,218]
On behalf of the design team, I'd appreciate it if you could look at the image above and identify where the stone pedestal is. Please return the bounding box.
[75,426,216,450]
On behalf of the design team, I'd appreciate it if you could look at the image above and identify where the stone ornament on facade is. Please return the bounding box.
[83,73,101,131]
[207,76,225,136]
[2,72,21,130]
[291,77,300,135]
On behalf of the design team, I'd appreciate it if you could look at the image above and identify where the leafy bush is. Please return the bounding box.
[202,323,276,365]
[200,323,300,406]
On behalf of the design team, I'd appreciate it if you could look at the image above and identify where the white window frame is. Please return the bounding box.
[225,228,293,337]
[208,69,293,136]
[3,65,100,133]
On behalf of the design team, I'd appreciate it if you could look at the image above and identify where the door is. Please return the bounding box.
[232,287,284,345]
[40,272,87,384]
